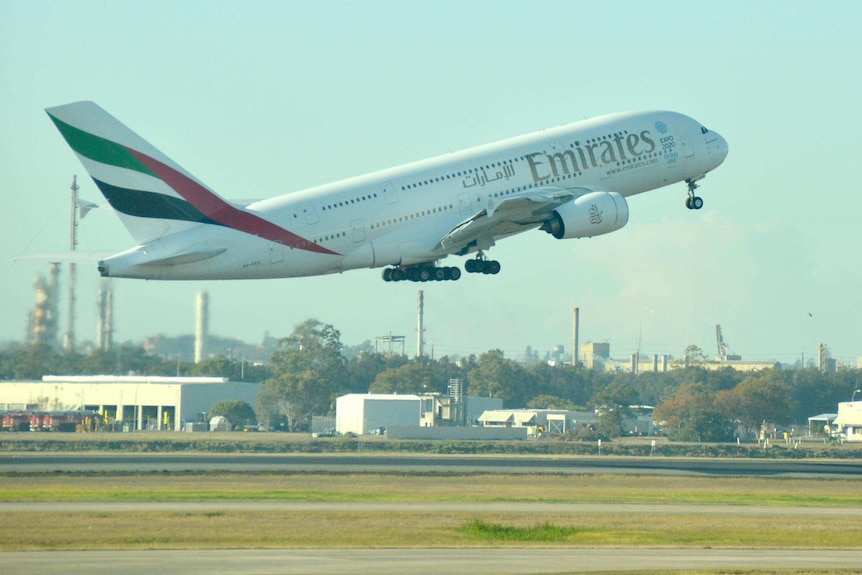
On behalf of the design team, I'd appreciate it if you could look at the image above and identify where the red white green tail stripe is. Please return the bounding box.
[46,101,336,255]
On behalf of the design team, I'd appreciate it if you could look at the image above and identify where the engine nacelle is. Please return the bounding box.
[541,191,629,240]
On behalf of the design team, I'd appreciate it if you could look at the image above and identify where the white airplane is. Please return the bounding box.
[46,102,727,283]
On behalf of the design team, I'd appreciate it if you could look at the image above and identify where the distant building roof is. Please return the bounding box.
[41,375,228,384]
[339,393,421,401]
[807,413,838,422]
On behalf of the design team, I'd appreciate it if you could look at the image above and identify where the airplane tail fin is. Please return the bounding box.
[46,101,231,244]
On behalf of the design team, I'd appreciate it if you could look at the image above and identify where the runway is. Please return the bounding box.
[5,548,862,575]
[3,452,862,476]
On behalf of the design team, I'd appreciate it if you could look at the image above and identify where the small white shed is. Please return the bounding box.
[209,415,231,432]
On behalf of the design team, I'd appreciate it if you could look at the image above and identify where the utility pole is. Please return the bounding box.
[416,290,425,358]
[64,176,79,351]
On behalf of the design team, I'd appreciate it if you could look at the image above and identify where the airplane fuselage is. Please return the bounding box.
[58,107,727,281]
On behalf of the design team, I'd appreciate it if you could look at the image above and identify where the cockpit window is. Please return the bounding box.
[701,126,709,134]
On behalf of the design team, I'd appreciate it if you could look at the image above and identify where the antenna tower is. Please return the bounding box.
[64,176,80,351]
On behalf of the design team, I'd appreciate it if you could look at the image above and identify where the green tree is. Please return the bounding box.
[675,408,735,442]
[186,355,237,378]
[655,383,733,442]
[369,361,435,394]
[259,320,347,431]
[0,344,64,379]
[467,350,527,406]
[527,395,578,410]
[345,351,389,393]
[528,362,593,407]
[683,345,707,366]
[590,380,638,439]
[715,370,792,435]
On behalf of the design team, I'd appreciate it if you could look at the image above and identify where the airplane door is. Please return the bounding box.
[301,203,319,225]
[380,182,399,205]
[681,136,695,158]
[269,242,284,264]
[458,192,473,216]
[351,220,366,243]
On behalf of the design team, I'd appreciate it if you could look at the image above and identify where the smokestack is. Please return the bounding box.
[416,290,424,358]
[195,290,209,363]
[97,280,114,351]
[572,307,580,367]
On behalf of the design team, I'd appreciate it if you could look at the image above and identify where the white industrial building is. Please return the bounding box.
[418,394,503,427]
[0,375,260,431]
[478,409,598,437]
[336,393,422,435]
[834,401,862,442]
[335,393,506,436]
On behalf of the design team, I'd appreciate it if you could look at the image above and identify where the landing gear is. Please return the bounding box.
[464,253,501,275]
[382,264,461,283]
[381,252,502,282]
[685,177,704,210]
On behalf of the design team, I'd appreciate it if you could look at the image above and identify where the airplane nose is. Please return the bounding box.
[715,131,729,162]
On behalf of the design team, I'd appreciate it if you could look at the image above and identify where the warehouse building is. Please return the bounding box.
[336,393,422,435]
[335,393,505,436]
[0,375,260,431]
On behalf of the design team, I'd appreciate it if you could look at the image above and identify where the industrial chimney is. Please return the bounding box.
[195,290,209,363]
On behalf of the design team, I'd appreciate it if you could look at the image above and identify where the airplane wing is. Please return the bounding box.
[437,187,594,253]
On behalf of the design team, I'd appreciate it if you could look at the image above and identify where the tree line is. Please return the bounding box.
[3,319,860,439]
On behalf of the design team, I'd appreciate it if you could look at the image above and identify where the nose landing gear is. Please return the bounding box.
[685,177,704,210]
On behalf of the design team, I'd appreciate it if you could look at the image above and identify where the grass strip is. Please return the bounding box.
[1,510,861,550]
[2,473,861,507]
[2,472,861,551]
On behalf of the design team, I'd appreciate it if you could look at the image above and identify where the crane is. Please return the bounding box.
[715,325,741,361]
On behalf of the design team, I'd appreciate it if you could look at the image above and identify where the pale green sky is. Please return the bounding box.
[2,1,861,364]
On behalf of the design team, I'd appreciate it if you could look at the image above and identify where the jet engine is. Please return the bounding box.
[540,191,629,240]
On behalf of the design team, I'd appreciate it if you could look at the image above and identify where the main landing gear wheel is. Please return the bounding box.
[465,255,501,275]
[382,265,461,282]
[685,177,704,210]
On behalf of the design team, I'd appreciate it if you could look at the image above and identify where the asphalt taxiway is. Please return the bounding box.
[2,452,861,476]
[5,548,862,575]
